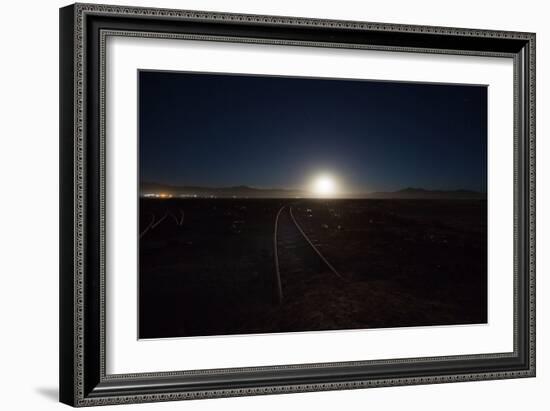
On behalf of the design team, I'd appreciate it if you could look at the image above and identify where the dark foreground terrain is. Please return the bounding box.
[139,198,487,339]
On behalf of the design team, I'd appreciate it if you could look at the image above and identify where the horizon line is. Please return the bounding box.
[140,183,487,195]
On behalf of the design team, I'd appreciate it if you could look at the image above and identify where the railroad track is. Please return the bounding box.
[141,203,343,305]
[273,205,343,303]
[139,213,157,239]
[139,208,185,239]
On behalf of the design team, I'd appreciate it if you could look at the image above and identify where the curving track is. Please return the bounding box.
[141,202,343,306]
[139,207,185,239]
[273,205,343,303]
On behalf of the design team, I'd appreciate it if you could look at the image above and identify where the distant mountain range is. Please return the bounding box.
[141,182,486,199]
[366,187,486,199]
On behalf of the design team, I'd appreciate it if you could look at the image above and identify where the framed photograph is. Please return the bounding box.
[59,3,536,406]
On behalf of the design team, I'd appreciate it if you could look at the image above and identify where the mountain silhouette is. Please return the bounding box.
[141,182,486,199]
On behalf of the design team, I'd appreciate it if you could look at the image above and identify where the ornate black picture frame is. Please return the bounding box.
[60,3,535,407]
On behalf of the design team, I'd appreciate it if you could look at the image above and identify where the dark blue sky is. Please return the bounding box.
[139,70,487,193]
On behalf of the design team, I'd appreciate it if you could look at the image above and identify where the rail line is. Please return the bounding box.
[273,205,286,303]
[140,207,186,239]
[289,206,343,279]
[151,212,168,229]
[273,204,344,303]
[139,214,156,239]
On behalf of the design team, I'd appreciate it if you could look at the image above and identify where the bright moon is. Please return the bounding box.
[312,175,337,197]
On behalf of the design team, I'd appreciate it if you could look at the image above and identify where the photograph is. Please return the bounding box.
[56,2,536,406]
[138,70,488,339]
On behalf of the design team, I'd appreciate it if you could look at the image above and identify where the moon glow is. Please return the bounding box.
[312,175,337,197]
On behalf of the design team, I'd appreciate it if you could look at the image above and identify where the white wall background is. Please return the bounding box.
[0,0,545,409]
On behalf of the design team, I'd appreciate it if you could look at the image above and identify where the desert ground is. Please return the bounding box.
[139,198,487,339]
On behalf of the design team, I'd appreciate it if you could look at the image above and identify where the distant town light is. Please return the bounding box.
[156,193,172,199]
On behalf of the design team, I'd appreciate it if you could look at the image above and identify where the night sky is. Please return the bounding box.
[139,70,487,194]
